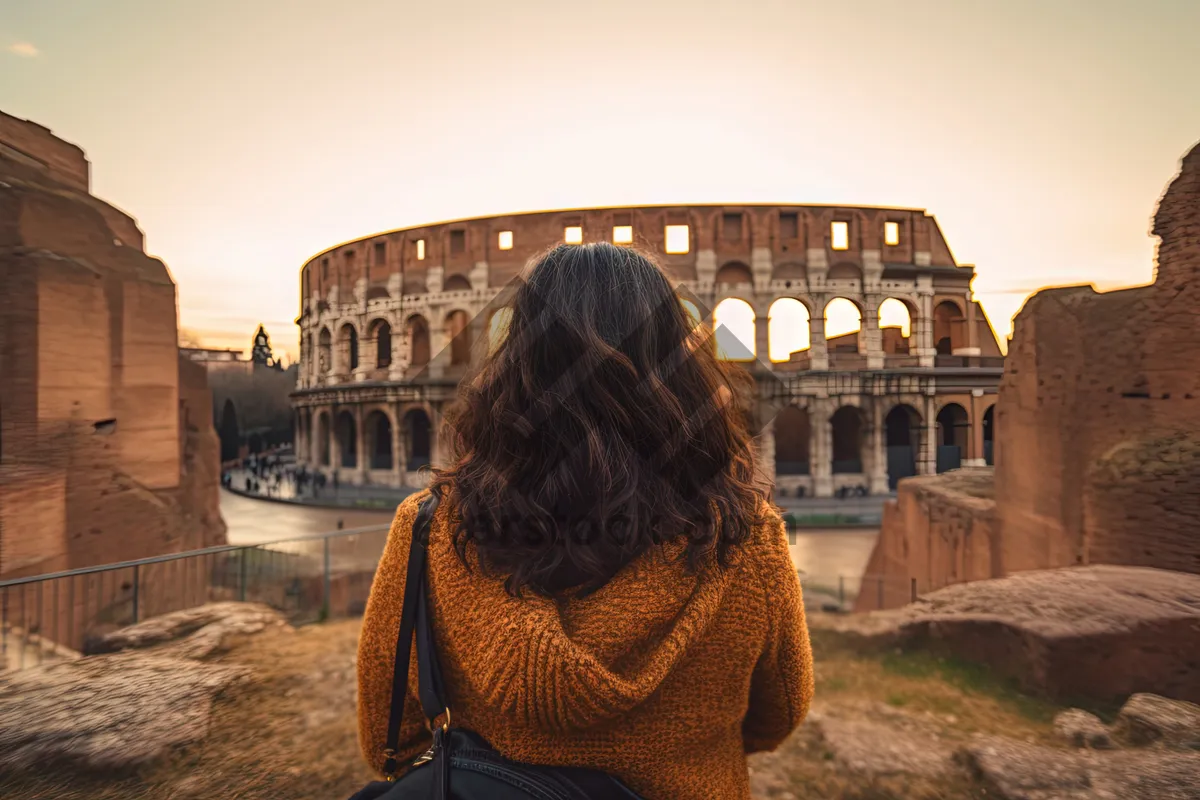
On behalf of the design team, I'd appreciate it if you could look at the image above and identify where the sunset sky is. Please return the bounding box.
[2,0,1198,362]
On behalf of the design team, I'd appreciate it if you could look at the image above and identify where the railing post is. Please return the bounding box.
[239,549,248,602]
[132,564,140,624]
[322,536,332,621]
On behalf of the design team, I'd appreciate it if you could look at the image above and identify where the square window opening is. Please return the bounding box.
[613,225,633,244]
[450,229,466,255]
[831,221,849,251]
[498,230,514,250]
[665,225,690,255]
[779,212,799,240]
[416,239,426,261]
[885,221,900,246]
[564,226,583,245]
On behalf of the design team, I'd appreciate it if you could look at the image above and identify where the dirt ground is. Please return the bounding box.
[3,619,1075,800]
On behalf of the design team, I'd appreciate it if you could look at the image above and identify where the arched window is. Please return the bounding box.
[373,320,392,368]
[934,301,965,355]
[831,406,865,474]
[774,405,810,475]
[408,316,431,368]
[712,297,755,360]
[404,409,432,471]
[316,412,331,466]
[824,298,862,353]
[768,298,809,362]
[443,274,472,292]
[366,410,393,470]
[336,411,357,468]
[318,328,332,374]
[340,324,359,372]
[446,309,471,366]
[936,403,969,472]
[878,298,914,355]
[885,404,922,488]
[714,262,753,287]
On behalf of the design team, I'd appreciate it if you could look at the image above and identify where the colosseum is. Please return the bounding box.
[291,205,1005,497]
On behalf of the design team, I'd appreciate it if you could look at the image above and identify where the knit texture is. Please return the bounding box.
[357,490,814,800]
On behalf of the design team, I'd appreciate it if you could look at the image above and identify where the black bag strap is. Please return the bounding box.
[382,491,448,778]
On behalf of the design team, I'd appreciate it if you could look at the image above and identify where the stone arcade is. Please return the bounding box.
[291,205,1005,496]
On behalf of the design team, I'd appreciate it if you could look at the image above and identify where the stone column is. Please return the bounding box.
[354,404,367,484]
[695,249,717,284]
[920,393,938,475]
[915,283,935,367]
[428,314,446,381]
[808,303,829,370]
[811,400,833,497]
[965,388,987,467]
[862,295,884,369]
[868,400,889,495]
[754,305,770,364]
[390,404,404,487]
[330,407,342,477]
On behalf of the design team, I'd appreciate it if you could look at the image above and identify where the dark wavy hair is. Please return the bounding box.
[430,242,773,597]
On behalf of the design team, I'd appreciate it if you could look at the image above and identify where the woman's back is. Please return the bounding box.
[355,242,814,798]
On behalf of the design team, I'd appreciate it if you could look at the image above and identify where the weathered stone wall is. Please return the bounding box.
[0,111,88,191]
[0,114,225,580]
[859,138,1200,608]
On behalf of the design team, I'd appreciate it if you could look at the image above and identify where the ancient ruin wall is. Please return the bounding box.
[0,114,226,577]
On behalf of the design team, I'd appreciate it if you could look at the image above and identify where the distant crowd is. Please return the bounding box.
[221,452,340,500]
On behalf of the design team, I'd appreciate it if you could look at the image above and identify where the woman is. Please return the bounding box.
[357,242,813,799]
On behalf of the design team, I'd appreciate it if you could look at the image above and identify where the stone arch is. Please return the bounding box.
[768,297,810,362]
[247,432,264,455]
[407,314,431,368]
[884,404,923,489]
[831,405,866,474]
[318,327,332,374]
[983,403,996,466]
[218,398,240,463]
[443,274,472,292]
[715,262,753,287]
[366,285,390,301]
[315,411,331,466]
[934,300,966,355]
[365,409,393,470]
[445,309,472,366]
[879,297,916,355]
[370,318,392,368]
[824,297,863,353]
[773,261,807,282]
[936,402,969,472]
[712,297,755,360]
[339,322,359,372]
[827,262,862,281]
[403,408,432,471]
[335,410,357,468]
[774,405,810,475]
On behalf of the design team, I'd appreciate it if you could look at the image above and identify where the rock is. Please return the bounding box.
[1114,694,1200,749]
[815,566,1200,705]
[0,651,250,773]
[86,602,290,659]
[808,702,955,778]
[1054,708,1114,749]
[963,734,1200,800]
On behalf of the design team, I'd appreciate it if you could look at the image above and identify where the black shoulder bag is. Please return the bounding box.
[347,492,645,800]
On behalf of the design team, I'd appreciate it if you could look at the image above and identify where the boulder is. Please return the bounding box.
[86,602,290,659]
[812,566,1200,705]
[1114,694,1200,749]
[962,734,1200,800]
[0,652,250,773]
[1053,709,1114,749]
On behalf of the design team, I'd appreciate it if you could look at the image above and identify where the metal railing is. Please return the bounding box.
[0,523,391,673]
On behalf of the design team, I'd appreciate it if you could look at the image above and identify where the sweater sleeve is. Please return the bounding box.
[357,491,432,776]
[742,515,815,754]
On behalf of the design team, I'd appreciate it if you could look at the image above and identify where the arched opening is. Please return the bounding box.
[936,403,969,472]
[774,406,810,475]
[712,297,755,361]
[305,333,313,370]
[408,315,431,368]
[879,298,914,355]
[983,405,996,466]
[680,299,702,329]
[443,274,472,292]
[768,298,810,362]
[446,309,472,366]
[336,410,357,469]
[404,409,432,471]
[318,328,332,374]
[218,398,240,462]
[247,432,264,455]
[373,320,392,368]
[366,410,393,470]
[885,404,922,489]
[827,262,862,283]
[339,324,359,372]
[824,298,862,353]
[934,301,966,355]
[316,412,330,466]
[316,412,331,462]
[831,406,865,474]
[715,262,753,287]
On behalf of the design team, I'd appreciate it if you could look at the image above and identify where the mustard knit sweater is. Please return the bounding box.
[356,490,814,799]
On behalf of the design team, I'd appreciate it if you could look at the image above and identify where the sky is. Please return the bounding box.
[2,0,1198,363]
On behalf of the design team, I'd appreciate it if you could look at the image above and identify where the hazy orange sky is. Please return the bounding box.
[3,0,1198,362]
